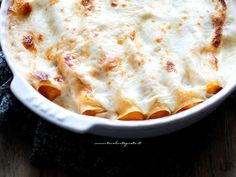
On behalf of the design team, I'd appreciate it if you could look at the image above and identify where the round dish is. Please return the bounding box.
[1,0,236,138]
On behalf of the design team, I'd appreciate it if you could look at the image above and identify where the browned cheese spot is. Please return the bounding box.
[37,34,44,42]
[166,61,176,72]
[64,55,74,67]
[81,0,93,6]
[50,0,60,6]
[54,76,63,82]
[211,0,227,52]
[155,38,162,43]
[121,4,127,8]
[210,56,219,70]
[110,0,118,7]
[33,71,50,81]
[22,34,36,52]
[9,0,32,17]
[80,0,95,16]
[129,31,136,41]
[103,57,121,72]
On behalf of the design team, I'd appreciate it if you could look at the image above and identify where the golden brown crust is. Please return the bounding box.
[81,0,93,6]
[49,0,60,6]
[22,34,36,52]
[102,57,121,72]
[166,61,176,73]
[211,0,227,52]
[110,0,118,7]
[9,0,32,17]
[206,81,223,94]
[219,0,227,8]
[81,0,94,15]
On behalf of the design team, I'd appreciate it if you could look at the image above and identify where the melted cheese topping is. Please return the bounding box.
[7,0,236,120]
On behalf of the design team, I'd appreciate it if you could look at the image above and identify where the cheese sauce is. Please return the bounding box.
[7,0,236,120]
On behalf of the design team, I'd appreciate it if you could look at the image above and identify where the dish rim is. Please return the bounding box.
[1,0,236,134]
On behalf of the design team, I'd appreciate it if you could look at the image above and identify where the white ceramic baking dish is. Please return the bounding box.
[1,0,236,138]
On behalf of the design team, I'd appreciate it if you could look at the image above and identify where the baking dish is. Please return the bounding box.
[1,0,236,138]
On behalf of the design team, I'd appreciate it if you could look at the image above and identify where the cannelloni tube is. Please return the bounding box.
[116,96,145,120]
[69,78,107,117]
[206,81,223,94]
[174,90,204,113]
[147,100,171,119]
[57,54,107,116]
[77,89,107,116]
[70,78,107,117]
[175,100,203,113]
[32,80,61,101]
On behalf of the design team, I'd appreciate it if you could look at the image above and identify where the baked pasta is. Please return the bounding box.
[7,0,236,120]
